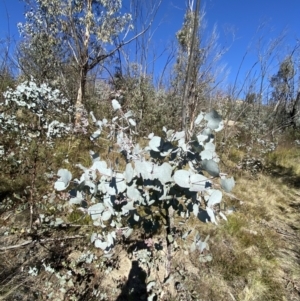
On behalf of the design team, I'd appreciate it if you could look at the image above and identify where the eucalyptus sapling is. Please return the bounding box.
[54,99,235,258]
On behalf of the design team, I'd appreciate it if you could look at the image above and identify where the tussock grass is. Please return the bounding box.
[170,144,300,301]
[1,127,300,300]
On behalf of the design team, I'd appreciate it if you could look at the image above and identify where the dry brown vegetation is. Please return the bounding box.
[0,131,300,301]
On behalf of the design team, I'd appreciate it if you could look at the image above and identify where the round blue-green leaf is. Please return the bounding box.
[190,174,209,191]
[88,203,105,220]
[102,210,112,221]
[174,170,191,188]
[95,239,108,250]
[204,110,222,130]
[112,99,121,111]
[202,159,220,177]
[149,136,162,152]
[207,190,222,207]
[221,177,235,192]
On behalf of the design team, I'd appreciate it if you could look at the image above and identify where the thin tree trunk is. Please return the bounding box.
[74,0,92,127]
[181,0,201,139]
[75,66,87,126]
[291,91,300,128]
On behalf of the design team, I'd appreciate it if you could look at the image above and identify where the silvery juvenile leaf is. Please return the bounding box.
[202,159,220,177]
[90,129,101,140]
[124,228,133,238]
[166,129,174,139]
[204,110,222,130]
[190,174,209,191]
[90,151,100,162]
[200,149,213,160]
[178,137,187,151]
[197,134,209,144]
[102,210,112,221]
[85,180,96,194]
[124,110,133,118]
[214,120,224,132]
[193,204,199,217]
[147,281,156,292]
[148,132,154,139]
[205,142,215,151]
[195,112,204,125]
[206,207,217,225]
[115,176,127,193]
[88,203,105,220]
[122,201,135,211]
[54,181,68,191]
[172,131,185,141]
[93,163,112,178]
[207,190,222,207]
[221,177,235,192]
[94,239,108,250]
[69,191,84,205]
[124,163,134,183]
[157,162,173,184]
[104,181,115,196]
[128,118,136,126]
[93,221,101,227]
[91,232,97,243]
[112,99,121,111]
[148,199,155,205]
[149,136,162,152]
[174,170,192,188]
[107,233,114,246]
[127,185,141,201]
[197,240,207,253]
[203,127,213,136]
[134,160,152,179]
[54,218,64,226]
[54,169,72,191]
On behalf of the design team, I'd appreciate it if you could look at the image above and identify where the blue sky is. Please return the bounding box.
[0,0,299,88]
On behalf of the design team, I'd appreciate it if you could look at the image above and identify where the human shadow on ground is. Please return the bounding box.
[115,260,148,301]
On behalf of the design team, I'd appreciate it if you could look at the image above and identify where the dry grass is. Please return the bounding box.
[169,144,300,300]
[1,135,300,300]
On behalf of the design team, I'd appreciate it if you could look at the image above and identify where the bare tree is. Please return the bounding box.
[18,0,162,125]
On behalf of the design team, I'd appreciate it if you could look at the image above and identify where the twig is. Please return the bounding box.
[283,276,300,294]
[166,205,174,277]
[0,279,29,301]
[223,191,244,203]
[0,235,86,251]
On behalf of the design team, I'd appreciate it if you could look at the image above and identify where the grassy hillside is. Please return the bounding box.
[0,131,300,301]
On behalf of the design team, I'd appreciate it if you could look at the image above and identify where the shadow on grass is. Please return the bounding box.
[265,163,300,189]
[115,260,149,301]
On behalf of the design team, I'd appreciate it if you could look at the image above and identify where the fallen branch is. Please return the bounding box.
[0,234,86,251]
